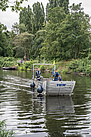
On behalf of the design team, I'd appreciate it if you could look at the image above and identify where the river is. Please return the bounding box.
[0,70,91,137]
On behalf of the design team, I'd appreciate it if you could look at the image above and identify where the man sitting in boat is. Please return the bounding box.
[35,68,41,81]
[53,69,62,81]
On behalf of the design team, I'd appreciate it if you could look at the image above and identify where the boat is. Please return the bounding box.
[43,80,76,96]
[31,63,76,96]
[2,67,16,70]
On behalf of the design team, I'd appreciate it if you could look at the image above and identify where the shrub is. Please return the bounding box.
[62,68,68,74]
[86,65,91,74]
[69,60,78,69]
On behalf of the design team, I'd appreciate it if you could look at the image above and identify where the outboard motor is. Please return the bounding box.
[30,81,35,88]
[37,85,43,94]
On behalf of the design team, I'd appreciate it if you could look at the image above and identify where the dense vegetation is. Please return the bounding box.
[0,0,91,75]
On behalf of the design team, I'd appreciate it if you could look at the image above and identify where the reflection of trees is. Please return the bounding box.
[72,75,89,115]
[17,90,32,116]
[45,96,75,137]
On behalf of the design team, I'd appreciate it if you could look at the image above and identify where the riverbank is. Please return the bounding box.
[0,57,91,76]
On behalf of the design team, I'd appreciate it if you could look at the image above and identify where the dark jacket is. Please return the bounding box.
[35,70,41,78]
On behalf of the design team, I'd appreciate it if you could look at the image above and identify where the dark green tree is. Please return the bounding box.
[32,2,45,33]
[19,5,33,33]
[59,3,91,59]
[12,22,19,34]
[32,30,46,60]
[41,7,66,60]
[0,23,8,56]
[41,3,91,60]
[46,0,69,21]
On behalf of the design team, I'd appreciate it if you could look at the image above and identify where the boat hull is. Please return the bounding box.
[43,81,76,96]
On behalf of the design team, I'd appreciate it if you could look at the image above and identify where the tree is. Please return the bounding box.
[12,22,19,34]
[0,23,8,56]
[41,4,91,60]
[32,2,45,33]
[59,3,91,59]
[46,0,69,21]
[19,5,33,33]
[32,30,46,60]
[41,7,66,60]
[19,23,27,33]
[0,0,28,12]
[13,32,34,59]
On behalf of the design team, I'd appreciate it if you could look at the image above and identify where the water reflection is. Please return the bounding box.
[45,96,75,137]
[0,70,91,137]
[46,96,75,114]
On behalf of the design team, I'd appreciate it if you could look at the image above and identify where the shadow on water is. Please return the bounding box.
[0,70,91,137]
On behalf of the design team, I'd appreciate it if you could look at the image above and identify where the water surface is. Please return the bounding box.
[0,70,91,137]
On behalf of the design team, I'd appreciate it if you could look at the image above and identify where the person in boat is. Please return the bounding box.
[53,69,62,81]
[35,68,41,81]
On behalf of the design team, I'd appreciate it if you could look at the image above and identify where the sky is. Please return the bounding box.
[0,0,91,31]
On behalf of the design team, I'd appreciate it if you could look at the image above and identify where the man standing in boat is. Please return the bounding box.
[35,68,41,81]
[54,69,62,81]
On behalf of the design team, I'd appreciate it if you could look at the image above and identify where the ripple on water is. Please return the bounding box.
[0,71,91,137]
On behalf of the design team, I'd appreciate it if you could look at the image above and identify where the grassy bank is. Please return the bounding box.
[0,57,91,76]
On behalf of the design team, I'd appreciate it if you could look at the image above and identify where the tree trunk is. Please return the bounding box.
[75,44,77,59]
[27,49,29,60]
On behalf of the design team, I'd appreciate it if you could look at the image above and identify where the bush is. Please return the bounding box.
[69,60,78,69]
[86,65,91,74]
[68,58,91,75]
[0,57,17,67]
[24,61,33,70]
[62,68,68,74]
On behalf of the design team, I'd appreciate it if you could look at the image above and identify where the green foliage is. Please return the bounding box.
[0,1,91,62]
[24,61,32,69]
[88,54,91,60]
[69,58,91,74]
[13,32,34,60]
[0,0,28,12]
[0,57,17,67]
[40,65,45,71]
[19,5,33,33]
[0,120,14,137]
[86,65,91,74]
[69,59,78,69]
[41,3,91,61]
[62,68,68,74]
[46,0,69,21]
[32,2,45,33]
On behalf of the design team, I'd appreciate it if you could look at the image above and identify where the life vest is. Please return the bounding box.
[35,70,41,76]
